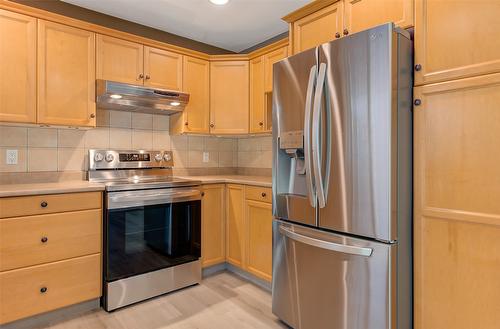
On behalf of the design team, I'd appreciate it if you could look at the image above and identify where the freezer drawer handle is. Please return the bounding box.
[279,226,373,257]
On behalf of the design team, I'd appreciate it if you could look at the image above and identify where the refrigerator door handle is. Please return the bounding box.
[312,63,328,208]
[304,65,317,208]
[279,225,373,257]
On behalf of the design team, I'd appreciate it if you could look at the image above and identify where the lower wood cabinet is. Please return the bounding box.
[226,184,246,267]
[201,184,226,268]
[245,200,273,282]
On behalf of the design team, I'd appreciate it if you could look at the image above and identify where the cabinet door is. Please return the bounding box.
[344,0,413,35]
[292,1,344,54]
[96,34,144,85]
[210,61,249,134]
[246,200,272,282]
[414,73,500,329]
[264,46,288,92]
[226,184,245,268]
[201,184,225,268]
[37,20,95,127]
[182,56,210,133]
[415,0,500,85]
[249,56,265,133]
[144,46,182,90]
[0,10,36,124]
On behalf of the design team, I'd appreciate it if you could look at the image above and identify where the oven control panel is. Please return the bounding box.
[89,150,174,170]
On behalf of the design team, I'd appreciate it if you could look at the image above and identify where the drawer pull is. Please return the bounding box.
[261,192,267,197]
[41,236,48,243]
[40,201,48,208]
[201,192,205,197]
[40,287,48,293]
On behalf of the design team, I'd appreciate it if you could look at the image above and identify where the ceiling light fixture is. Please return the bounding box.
[109,94,122,99]
[170,101,181,106]
[209,0,229,5]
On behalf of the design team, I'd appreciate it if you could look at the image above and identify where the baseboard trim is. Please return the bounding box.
[202,262,271,292]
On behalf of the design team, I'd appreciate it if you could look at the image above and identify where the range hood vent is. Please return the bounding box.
[96,80,189,115]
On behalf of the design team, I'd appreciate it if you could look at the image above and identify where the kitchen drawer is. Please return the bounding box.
[0,253,101,325]
[0,209,102,271]
[0,192,101,218]
[245,186,272,203]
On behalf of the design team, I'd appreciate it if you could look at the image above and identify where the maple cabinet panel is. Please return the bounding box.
[249,56,266,133]
[226,184,246,268]
[201,184,226,268]
[144,46,183,90]
[245,200,273,282]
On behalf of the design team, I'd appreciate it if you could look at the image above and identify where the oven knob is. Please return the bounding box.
[163,153,172,162]
[154,153,163,162]
[94,152,104,162]
[105,153,114,162]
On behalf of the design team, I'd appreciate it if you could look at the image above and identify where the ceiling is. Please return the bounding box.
[61,0,309,52]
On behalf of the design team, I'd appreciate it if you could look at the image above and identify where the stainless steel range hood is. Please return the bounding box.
[96,80,189,115]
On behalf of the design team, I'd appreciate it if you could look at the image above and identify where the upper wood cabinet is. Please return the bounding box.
[415,0,500,85]
[344,0,413,35]
[249,56,265,133]
[96,35,144,85]
[264,46,288,92]
[144,46,183,90]
[201,184,225,268]
[414,73,500,329]
[0,10,36,124]
[226,184,246,268]
[245,199,272,282]
[37,20,96,127]
[170,56,210,134]
[210,61,249,134]
[291,1,344,54]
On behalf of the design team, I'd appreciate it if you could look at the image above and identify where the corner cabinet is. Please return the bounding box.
[201,184,226,268]
[226,184,246,267]
[37,20,96,127]
[414,73,500,329]
[0,9,36,124]
[210,61,249,134]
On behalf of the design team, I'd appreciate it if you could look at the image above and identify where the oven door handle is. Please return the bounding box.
[107,188,201,210]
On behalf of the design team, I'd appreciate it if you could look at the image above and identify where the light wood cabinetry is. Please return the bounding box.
[264,46,288,92]
[226,184,246,267]
[210,61,249,134]
[96,35,144,85]
[415,0,500,85]
[201,184,225,268]
[170,56,210,134]
[37,20,96,127]
[0,9,36,124]
[144,46,183,90]
[249,56,265,133]
[414,73,500,329]
[0,191,102,325]
[245,200,273,282]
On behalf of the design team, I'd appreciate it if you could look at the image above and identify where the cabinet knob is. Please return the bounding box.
[40,201,48,208]
[414,99,422,106]
[210,123,215,128]
[184,121,189,126]
[201,192,205,197]
[343,29,349,36]
[145,75,151,80]
[414,64,422,71]
[138,74,144,80]
[40,287,48,293]
[90,113,96,119]
[41,236,48,243]
[261,192,267,197]
[335,32,341,39]
[259,121,264,126]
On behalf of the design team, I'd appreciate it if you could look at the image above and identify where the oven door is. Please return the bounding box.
[105,187,201,282]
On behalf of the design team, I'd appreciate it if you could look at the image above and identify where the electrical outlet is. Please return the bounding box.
[6,149,18,165]
[203,152,209,163]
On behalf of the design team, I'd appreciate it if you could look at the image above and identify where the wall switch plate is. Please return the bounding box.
[203,152,209,163]
[6,149,18,165]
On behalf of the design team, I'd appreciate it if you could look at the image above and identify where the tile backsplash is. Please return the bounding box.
[0,109,272,173]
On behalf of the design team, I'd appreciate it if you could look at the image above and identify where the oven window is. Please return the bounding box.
[106,200,201,281]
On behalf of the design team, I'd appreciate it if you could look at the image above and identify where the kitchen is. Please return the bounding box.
[0,0,499,328]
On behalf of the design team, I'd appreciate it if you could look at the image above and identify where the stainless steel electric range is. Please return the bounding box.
[87,149,202,311]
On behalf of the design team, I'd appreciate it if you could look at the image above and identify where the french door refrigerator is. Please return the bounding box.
[272,23,413,329]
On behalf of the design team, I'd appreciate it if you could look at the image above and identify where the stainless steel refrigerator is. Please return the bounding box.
[271,23,412,329]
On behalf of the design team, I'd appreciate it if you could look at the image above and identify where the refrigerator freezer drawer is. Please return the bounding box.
[272,219,397,329]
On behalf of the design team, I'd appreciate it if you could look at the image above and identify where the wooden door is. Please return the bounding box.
[226,184,245,268]
[201,184,225,268]
[264,46,288,92]
[415,0,500,85]
[96,34,144,85]
[414,73,500,329]
[144,46,182,90]
[173,56,210,134]
[245,200,272,282]
[37,20,95,127]
[292,1,344,54]
[249,56,265,133]
[0,10,36,124]
[210,61,249,134]
[344,0,413,35]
